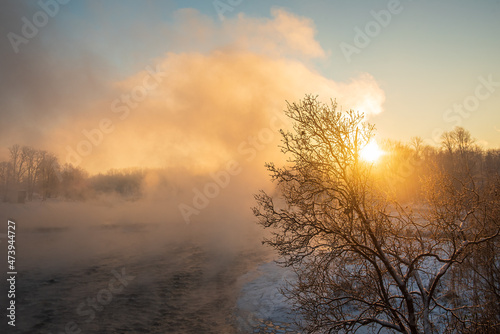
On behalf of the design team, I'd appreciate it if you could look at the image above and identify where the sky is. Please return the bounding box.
[0,0,499,173]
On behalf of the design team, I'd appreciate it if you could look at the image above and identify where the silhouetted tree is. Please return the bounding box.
[254,96,500,333]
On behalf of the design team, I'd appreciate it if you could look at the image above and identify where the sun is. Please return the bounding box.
[360,140,384,163]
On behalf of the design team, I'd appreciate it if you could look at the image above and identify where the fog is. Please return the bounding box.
[0,2,387,332]
[0,3,385,171]
[0,170,282,332]
[0,1,385,289]
[0,167,274,264]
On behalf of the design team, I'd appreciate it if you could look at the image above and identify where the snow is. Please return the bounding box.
[236,261,301,333]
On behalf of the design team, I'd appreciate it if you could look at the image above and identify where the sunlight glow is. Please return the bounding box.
[360,140,384,163]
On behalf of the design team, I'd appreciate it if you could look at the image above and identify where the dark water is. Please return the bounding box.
[1,220,272,334]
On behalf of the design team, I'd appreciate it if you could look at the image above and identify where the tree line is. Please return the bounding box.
[0,144,144,202]
[378,127,500,205]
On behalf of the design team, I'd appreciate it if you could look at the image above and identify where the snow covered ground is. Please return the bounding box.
[235,261,301,333]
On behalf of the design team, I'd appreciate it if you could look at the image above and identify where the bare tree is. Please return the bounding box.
[21,146,44,200]
[410,136,424,158]
[440,127,478,169]
[452,127,475,155]
[0,161,11,201]
[37,152,60,199]
[253,96,500,333]
[8,144,27,185]
[440,131,455,156]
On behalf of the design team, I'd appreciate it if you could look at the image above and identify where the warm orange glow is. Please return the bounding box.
[360,140,384,163]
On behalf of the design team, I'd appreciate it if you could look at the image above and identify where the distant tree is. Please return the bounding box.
[253,96,500,333]
[89,168,144,199]
[441,131,455,155]
[0,161,11,201]
[410,136,424,158]
[440,127,477,165]
[37,152,60,199]
[8,144,26,185]
[379,139,421,202]
[484,149,500,176]
[61,164,89,200]
[21,146,44,200]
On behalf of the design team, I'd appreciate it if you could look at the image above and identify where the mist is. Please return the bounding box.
[0,2,389,332]
[0,168,279,332]
[0,1,386,275]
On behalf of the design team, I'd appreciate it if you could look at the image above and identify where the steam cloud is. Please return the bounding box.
[0,3,387,233]
[0,5,385,174]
